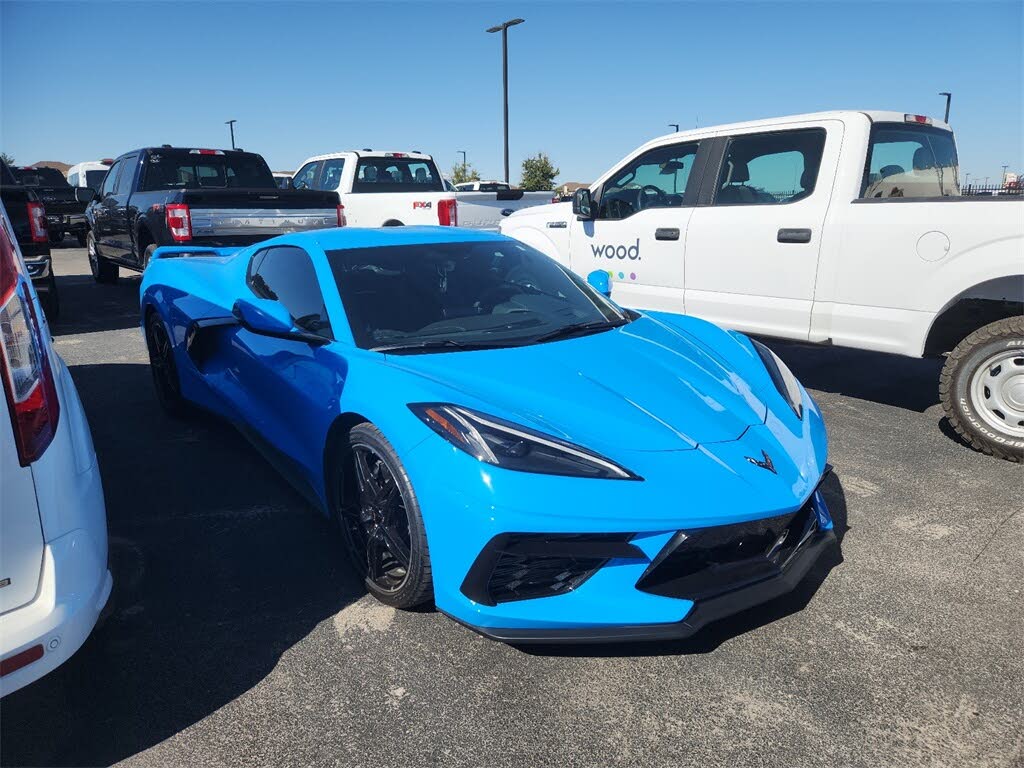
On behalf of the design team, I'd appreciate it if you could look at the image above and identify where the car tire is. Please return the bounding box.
[940,316,1024,462]
[40,276,60,321]
[76,232,87,247]
[332,423,433,609]
[87,231,117,284]
[48,229,64,245]
[143,243,157,271]
[144,311,189,417]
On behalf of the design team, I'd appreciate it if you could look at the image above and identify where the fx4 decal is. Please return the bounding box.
[413,201,433,210]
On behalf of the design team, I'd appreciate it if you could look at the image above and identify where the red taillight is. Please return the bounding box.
[551,194,560,204]
[0,644,44,677]
[189,149,224,156]
[437,199,457,227]
[26,202,47,243]
[0,212,60,466]
[904,114,933,125]
[165,203,191,242]
[336,204,347,227]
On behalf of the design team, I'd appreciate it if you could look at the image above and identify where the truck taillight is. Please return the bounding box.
[0,209,59,466]
[438,199,457,227]
[337,204,347,227]
[165,204,192,242]
[25,202,47,243]
[904,114,933,125]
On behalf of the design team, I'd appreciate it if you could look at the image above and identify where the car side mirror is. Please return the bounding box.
[572,188,595,220]
[232,297,329,346]
[587,270,611,297]
[75,187,95,204]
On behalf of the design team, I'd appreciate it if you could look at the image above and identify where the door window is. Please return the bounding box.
[597,142,699,219]
[113,155,137,195]
[714,129,826,205]
[860,123,959,198]
[292,161,320,190]
[249,246,332,338]
[100,161,121,197]
[315,159,345,191]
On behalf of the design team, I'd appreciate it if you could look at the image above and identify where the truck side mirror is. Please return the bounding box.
[572,188,595,220]
[587,270,611,297]
[75,187,95,204]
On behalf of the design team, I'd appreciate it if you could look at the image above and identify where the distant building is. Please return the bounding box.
[557,181,590,196]
[30,160,71,174]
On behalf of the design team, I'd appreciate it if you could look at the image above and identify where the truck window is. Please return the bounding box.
[316,159,345,191]
[100,161,121,197]
[141,152,276,191]
[714,129,826,205]
[13,167,70,187]
[293,161,320,190]
[598,142,699,220]
[860,123,959,198]
[353,158,443,193]
[114,155,137,195]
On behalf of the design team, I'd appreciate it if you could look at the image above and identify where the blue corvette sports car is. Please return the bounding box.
[140,226,834,642]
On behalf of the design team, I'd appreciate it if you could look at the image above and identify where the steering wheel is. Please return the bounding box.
[638,185,667,210]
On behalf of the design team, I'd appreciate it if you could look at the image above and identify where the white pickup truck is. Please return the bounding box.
[500,110,1024,461]
[292,151,457,228]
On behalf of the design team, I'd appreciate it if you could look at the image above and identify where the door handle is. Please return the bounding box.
[655,228,680,241]
[777,228,812,244]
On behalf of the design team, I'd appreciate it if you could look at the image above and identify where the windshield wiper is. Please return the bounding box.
[370,339,516,354]
[531,318,627,344]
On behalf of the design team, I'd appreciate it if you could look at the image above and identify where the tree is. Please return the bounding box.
[520,152,559,191]
[0,152,14,167]
[450,162,480,185]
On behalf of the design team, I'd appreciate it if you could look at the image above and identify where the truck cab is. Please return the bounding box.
[501,110,1024,460]
[292,151,457,228]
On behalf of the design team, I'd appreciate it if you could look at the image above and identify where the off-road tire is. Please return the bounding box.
[940,315,1024,462]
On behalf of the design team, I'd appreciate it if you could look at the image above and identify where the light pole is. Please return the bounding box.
[939,92,951,123]
[458,149,467,178]
[225,119,237,149]
[668,123,679,132]
[486,18,524,184]
[1001,164,1009,186]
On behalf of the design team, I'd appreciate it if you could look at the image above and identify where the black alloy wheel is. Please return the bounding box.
[335,423,433,608]
[145,313,186,416]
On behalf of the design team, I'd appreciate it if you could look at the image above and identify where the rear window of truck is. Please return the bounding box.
[861,124,959,198]
[141,152,277,191]
[353,157,443,193]
[14,167,69,187]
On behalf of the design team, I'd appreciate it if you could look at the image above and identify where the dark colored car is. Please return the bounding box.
[0,160,58,318]
[11,166,90,247]
[84,147,342,283]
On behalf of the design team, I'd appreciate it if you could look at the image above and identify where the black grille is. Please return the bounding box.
[461,533,642,606]
[636,500,818,601]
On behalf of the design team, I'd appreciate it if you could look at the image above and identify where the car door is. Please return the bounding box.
[227,245,341,494]
[568,140,703,314]
[108,153,138,261]
[683,122,841,340]
[92,159,122,254]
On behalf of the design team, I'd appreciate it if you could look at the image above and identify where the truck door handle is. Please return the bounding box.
[777,228,812,243]
[655,228,680,241]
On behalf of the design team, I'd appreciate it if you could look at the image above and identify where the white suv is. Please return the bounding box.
[0,200,111,696]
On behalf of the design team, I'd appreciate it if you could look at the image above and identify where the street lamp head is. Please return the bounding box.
[487,18,525,32]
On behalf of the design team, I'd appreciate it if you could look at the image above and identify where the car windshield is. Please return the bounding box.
[14,167,69,187]
[327,240,629,352]
[141,151,276,190]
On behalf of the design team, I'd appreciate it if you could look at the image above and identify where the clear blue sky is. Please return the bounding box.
[2,1,1021,184]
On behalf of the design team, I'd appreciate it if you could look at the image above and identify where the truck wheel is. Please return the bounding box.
[49,229,64,245]
[143,243,157,271]
[940,316,1024,462]
[76,232,87,247]
[87,231,118,284]
[40,276,60,321]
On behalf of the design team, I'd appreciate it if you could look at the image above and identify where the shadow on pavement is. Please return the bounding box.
[0,363,362,767]
[763,339,943,414]
[518,471,849,659]
[50,272,143,336]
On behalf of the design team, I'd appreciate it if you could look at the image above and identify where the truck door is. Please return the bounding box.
[683,122,841,340]
[568,141,702,314]
[92,158,122,256]
[108,153,138,261]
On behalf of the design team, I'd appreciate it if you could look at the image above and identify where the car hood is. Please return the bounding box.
[383,315,769,452]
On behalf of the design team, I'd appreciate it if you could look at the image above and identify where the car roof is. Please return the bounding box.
[280,226,509,253]
[302,151,434,162]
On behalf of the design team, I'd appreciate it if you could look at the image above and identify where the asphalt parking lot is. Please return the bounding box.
[1,245,1021,768]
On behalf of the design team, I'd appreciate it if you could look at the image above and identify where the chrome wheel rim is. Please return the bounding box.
[341,445,412,592]
[969,349,1024,438]
[87,234,98,274]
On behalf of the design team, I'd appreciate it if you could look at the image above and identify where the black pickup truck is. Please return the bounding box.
[85,146,341,283]
[0,160,59,318]
[11,166,91,246]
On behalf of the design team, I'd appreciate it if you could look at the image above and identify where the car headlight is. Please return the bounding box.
[751,340,804,419]
[408,403,641,480]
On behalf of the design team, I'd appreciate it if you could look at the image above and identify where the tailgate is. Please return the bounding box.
[346,192,454,227]
[0,388,44,615]
[180,188,340,237]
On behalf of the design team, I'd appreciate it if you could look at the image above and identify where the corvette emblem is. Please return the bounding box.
[745,450,777,474]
